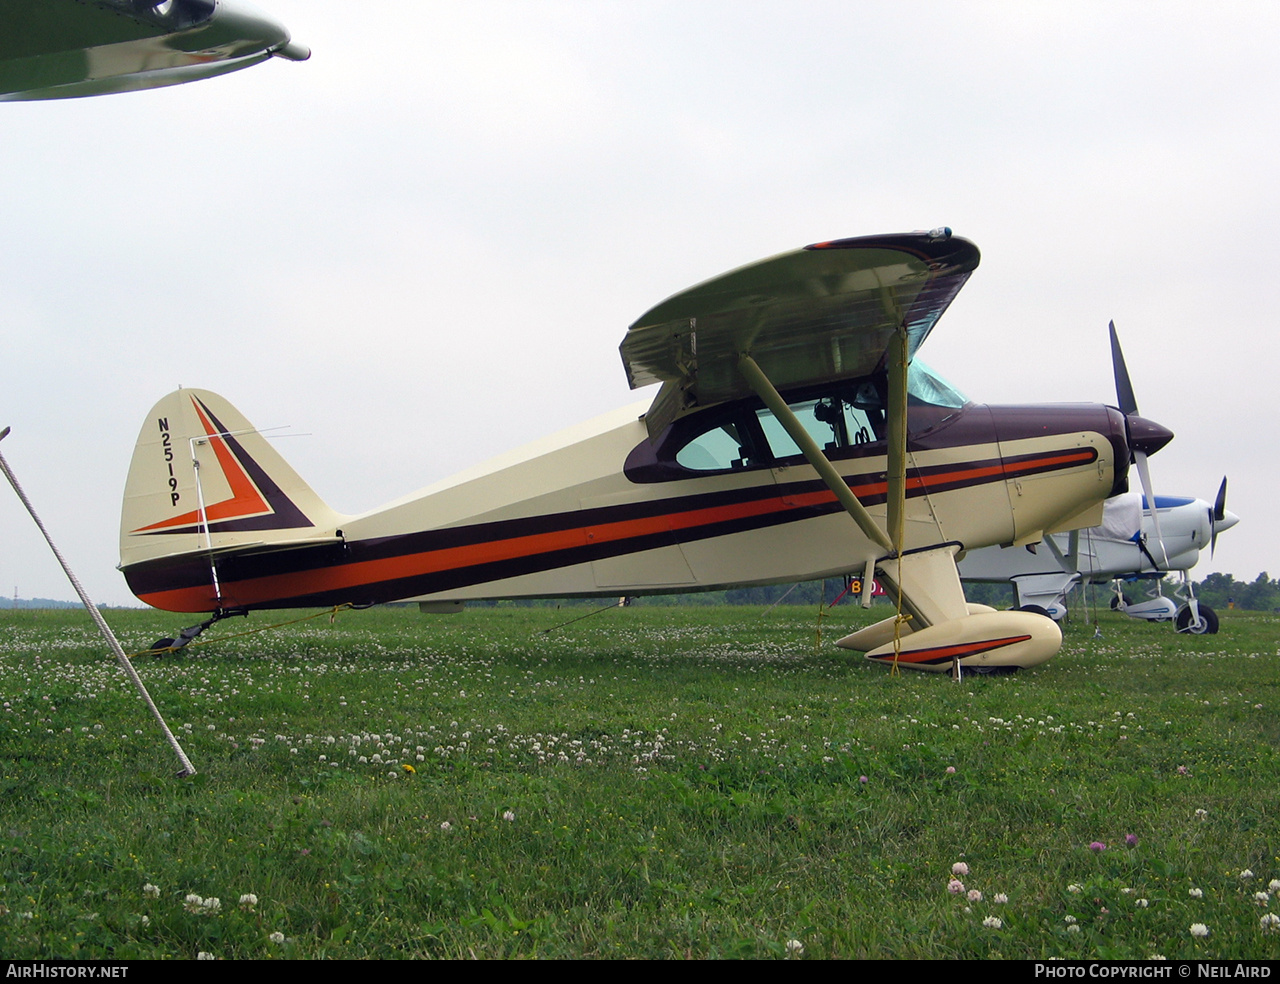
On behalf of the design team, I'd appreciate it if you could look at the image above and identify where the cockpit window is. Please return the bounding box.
[675,419,753,470]
[755,394,882,459]
[669,379,887,472]
[907,360,968,409]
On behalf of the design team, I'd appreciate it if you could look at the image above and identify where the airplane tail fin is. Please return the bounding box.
[120,389,345,610]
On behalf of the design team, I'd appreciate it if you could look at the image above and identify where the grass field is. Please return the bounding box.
[1,601,1278,959]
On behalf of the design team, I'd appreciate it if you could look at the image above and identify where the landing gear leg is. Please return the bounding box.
[1173,573,1218,634]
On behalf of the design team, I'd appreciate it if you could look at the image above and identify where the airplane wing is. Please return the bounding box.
[620,230,979,435]
[0,0,307,101]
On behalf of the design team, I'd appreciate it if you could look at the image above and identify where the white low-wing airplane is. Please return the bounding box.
[959,484,1239,632]
[0,0,307,101]
[118,231,1172,673]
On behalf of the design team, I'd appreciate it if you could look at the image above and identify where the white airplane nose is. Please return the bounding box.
[1216,509,1241,533]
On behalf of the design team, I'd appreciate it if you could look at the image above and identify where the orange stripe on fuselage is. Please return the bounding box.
[136,489,800,609]
[134,447,1100,610]
[134,398,271,532]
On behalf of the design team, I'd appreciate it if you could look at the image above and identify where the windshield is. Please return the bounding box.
[907,360,968,409]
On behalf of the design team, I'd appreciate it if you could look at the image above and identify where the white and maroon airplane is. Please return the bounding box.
[118,231,1172,673]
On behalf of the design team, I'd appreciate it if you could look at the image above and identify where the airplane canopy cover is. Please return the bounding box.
[620,230,979,434]
[0,0,306,101]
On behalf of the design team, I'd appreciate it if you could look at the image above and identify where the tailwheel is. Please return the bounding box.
[148,609,248,655]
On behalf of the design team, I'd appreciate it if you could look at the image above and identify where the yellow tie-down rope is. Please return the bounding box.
[131,604,354,659]
[814,580,833,652]
[890,559,911,677]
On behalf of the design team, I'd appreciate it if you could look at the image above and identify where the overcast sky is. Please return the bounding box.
[1,1,1276,607]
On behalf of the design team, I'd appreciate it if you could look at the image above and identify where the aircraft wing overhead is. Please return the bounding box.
[0,0,307,101]
[621,230,979,434]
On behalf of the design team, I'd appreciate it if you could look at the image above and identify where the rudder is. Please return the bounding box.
[120,389,345,606]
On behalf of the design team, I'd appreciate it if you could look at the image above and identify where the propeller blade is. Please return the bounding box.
[1211,476,1227,558]
[1134,450,1170,568]
[1109,320,1139,417]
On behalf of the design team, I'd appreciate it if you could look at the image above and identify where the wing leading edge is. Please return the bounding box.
[620,229,979,436]
[0,0,308,101]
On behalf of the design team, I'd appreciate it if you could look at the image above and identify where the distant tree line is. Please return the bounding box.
[962,572,1280,614]
[473,577,861,609]
[1189,572,1280,612]
[0,597,81,609]
[475,572,1280,613]
[11,572,1279,615]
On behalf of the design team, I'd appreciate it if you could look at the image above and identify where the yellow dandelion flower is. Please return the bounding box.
[402,764,416,774]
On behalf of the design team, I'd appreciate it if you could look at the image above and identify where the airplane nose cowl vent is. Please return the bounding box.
[1127,415,1173,457]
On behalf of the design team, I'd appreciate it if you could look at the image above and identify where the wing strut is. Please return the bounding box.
[736,353,892,558]
[885,322,909,559]
[738,340,930,674]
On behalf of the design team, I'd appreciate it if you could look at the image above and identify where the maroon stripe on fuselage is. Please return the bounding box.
[125,442,1100,612]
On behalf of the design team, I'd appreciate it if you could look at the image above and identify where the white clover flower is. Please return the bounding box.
[269,931,286,944]
[967,889,983,902]
[1261,914,1280,933]
[1149,954,1166,960]
[1135,898,1149,908]
[142,883,159,898]
[201,897,221,916]
[1067,884,1083,894]
[440,821,452,831]
[502,810,515,822]
[1189,888,1203,898]
[1255,892,1271,905]
[1270,879,1280,893]
[952,862,970,876]
[197,952,215,961]
[947,878,964,894]
[1190,923,1210,938]
[1066,924,1081,934]
[184,894,204,913]
[238,894,258,910]
[1064,915,1077,924]
[785,939,804,956]
[1241,869,1256,880]
[982,916,1002,929]
[993,893,1008,904]
[139,915,150,927]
